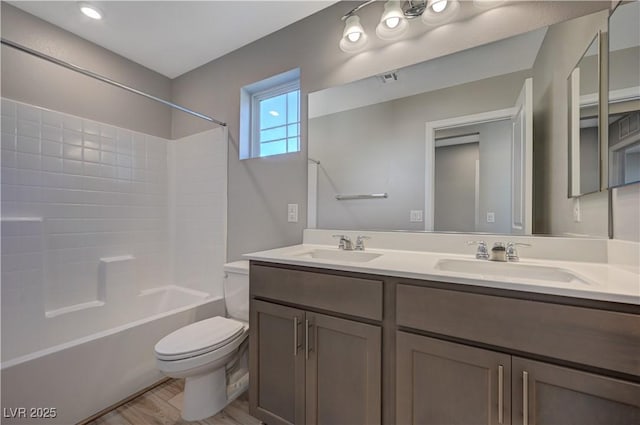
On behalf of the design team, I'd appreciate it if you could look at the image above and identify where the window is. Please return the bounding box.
[252,82,300,158]
[240,69,300,160]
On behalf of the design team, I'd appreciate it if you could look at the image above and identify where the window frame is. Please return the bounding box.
[250,80,301,158]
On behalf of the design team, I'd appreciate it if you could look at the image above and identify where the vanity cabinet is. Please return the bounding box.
[396,332,511,425]
[249,261,640,425]
[396,331,640,425]
[249,264,382,425]
[396,283,640,425]
[512,357,640,425]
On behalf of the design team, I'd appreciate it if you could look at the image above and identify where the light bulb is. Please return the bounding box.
[385,16,400,29]
[432,0,448,13]
[79,4,103,20]
[347,31,361,42]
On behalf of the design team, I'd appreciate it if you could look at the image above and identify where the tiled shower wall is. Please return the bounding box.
[169,128,227,297]
[1,98,171,314]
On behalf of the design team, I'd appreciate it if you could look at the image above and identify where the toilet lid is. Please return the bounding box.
[154,317,245,359]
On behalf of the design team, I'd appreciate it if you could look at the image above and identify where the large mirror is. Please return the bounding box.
[568,34,600,197]
[608,1,640,188]
[308,9,606,234]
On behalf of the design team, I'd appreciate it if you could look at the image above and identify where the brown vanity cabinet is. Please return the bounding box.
[249,264,382,425]
[249,262,640,425]
[396,332,511,425]
[512,357,640,425]
[396,283,640,425]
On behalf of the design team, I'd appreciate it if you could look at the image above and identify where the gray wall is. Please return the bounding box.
[1,3,172,138]
[171,1,609,259]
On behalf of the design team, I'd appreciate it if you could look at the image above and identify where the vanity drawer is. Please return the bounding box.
[396,283,640,376]
[251,263,383,321]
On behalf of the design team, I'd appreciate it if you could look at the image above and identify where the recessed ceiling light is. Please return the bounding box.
[79,3,103,20]
[269,111,280,117]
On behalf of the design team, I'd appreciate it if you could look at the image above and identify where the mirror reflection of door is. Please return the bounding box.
[434,119,513,233]
[434,137,479,232]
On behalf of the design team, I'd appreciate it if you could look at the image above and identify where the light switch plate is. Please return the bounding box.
[486,212,495,223]
[287,203,298,223]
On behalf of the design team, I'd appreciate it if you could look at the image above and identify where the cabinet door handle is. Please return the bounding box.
[293,316,299,356]
[498,365,504,424]
[523,371,529,425]
[305,319,312,360]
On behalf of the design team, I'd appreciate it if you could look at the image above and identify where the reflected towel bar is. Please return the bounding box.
[335,193,388,200]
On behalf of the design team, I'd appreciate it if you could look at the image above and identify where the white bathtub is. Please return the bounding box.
[1,286,224,425]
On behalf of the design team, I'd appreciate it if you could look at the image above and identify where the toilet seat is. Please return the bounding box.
[155,316,245,361]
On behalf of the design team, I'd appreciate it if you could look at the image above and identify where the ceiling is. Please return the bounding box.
[8,1,337,79]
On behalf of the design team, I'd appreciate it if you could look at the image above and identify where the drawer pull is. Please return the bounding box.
[498,365,504,424]
[523,371,529,425]
[305,319,313,360]
[293,317,299,356]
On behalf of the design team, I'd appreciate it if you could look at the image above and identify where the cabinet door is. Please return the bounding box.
[513,357,640,425]
[250,300,305,425]
[305,312,381,425]
[396,332,511,425]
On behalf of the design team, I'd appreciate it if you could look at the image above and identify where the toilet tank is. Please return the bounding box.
[223,261,250,322]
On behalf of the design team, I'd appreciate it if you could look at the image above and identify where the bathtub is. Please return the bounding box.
[1,286,224,425]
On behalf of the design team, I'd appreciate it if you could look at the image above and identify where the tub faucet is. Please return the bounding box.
[332,235,354,250]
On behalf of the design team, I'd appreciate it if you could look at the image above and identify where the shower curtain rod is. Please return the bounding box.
[1,38,226,127]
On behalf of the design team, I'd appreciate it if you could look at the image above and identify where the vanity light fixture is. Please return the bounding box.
[79,3,103,20]
[428,0,448,13]
[376,1,409,41]
[339,0,461,53]
[340,15,369,53]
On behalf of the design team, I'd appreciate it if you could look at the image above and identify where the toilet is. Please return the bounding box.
[154,261,250,421]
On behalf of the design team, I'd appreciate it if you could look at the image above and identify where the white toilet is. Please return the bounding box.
[154,261,250,421]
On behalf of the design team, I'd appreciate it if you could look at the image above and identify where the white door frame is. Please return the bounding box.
[425,107,515,231]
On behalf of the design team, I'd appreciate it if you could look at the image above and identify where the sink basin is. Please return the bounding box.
[293,249,382,263]
[435,259,589,285]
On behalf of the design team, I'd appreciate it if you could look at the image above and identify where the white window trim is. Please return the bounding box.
[250,80,301,158]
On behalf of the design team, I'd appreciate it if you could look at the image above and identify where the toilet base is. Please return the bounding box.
[182,367,227,421]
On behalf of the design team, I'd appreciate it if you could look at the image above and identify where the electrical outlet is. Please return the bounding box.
[287,203,298,223]
[410,210,423,222]
[573,198,582,223]
[486,212,495,223]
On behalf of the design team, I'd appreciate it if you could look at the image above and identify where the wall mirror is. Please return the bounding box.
[308,9,606,235]
[607,1,640,188]
[567,34,600,198]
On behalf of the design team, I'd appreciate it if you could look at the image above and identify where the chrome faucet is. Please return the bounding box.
[332,234,354,250]
[506,242,531,262]
[467,241,489,260]
[354,235,370,251]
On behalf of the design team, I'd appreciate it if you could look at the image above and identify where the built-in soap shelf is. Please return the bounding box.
[45,255,137,318]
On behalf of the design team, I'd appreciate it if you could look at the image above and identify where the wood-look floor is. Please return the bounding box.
[87,379,261,425]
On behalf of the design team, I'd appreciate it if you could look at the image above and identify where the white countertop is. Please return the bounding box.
[245,243,640,305]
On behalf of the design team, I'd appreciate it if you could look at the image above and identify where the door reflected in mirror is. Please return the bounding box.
[568,34,600,198]
[608,1,640,188]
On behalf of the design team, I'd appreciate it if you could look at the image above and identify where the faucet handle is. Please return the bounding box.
[467,240,489,260]
[332,234,352,250]
[355,235,370,251]
[506,242,531,262]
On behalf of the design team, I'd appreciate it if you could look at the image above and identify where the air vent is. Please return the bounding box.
[378,71,398,83]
